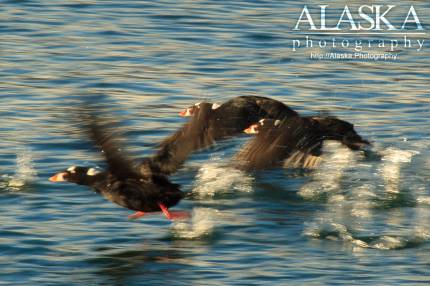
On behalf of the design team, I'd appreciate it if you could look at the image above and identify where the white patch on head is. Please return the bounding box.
[274,120,281,127]
[194,102,202,107]
[67,166,76,173]
[259,119,265,125]
[211,103,221,110]
[86,168,100,176]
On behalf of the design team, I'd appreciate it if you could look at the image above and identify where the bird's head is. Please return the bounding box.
[179,102,221,116]
[49,166,102,185]
[244,119,282,134]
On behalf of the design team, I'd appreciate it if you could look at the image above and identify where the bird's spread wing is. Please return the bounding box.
[87,116,140,180]
[146,103,215,175]
[282,150,322,169]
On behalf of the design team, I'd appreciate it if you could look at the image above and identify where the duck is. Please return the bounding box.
[179,96,298,121]
[235,116,369,170]
[49,116,188,220]
[142,96,299,175]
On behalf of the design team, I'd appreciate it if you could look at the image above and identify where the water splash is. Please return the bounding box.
[301,141,364,246]
[379,147,419,194]
[303,144,430,250]
[371,236,405,250]
[304,222,430,250]
[349,184,378,219]
[298,141,358,199]
[5,148,37,191]
[367,232,430,250]
[417,196,430,205]
[192,161,254,197]
[303,220,369,248]
[171,207,218,239]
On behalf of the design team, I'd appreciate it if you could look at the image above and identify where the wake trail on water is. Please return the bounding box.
[302,143,429,250]
[168,144,428,246]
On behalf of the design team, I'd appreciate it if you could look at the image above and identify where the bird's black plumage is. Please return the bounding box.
[50,116,185,216]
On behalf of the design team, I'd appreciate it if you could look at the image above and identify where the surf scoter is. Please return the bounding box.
[235,116,369,170]
[142,96,299,175]
[50,117,188,220]
[179,96,298,120]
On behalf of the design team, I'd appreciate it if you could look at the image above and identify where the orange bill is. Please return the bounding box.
[179,108,193,117]
[244,124,258,134]
[49,172,66,182]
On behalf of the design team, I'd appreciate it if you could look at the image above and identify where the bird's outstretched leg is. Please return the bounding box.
[128,211,146,219]
[158,203,190,220]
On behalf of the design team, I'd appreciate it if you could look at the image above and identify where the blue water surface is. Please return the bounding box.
[1,1,430,285]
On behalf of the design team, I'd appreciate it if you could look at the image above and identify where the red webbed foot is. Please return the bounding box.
[158,203,190,220]
[128,211,146,219]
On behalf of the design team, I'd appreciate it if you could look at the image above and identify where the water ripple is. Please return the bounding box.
[1,0,430,284]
